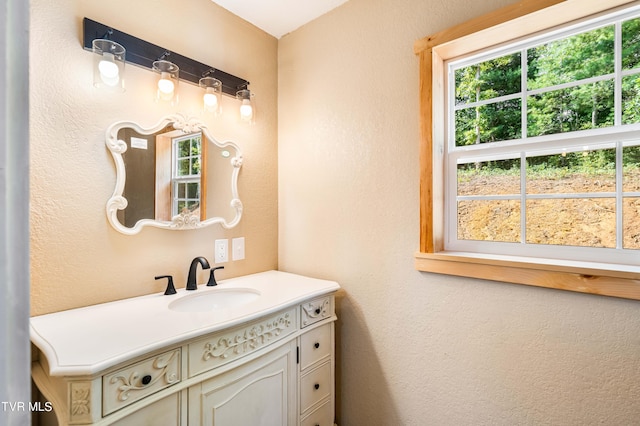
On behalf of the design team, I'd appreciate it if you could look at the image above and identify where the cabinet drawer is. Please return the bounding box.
[103,348,181,416]
[300,361,332,414]
[301,400,333,426]
[300,323,331,370]
[188,307,297,378]
[300,296,333,328]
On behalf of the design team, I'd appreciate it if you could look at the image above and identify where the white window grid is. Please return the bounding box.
[172,133,202,217]
[444,6,640,266]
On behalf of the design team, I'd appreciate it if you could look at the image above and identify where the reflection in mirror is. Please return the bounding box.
[106,114,242,234]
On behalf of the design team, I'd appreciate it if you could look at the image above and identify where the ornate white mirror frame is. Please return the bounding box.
[105,114,243,235]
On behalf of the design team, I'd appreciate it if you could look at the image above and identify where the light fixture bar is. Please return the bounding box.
[82,18,250,97]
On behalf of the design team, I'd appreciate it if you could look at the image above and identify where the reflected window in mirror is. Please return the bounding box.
[155,132,206,221]
[171,133,203,219]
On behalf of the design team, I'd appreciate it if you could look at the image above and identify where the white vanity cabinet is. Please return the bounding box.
[30,271,339,426]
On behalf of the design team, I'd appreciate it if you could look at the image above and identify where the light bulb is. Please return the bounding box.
[92,39,125,91]
[98,53,119,86]
[158,72,175,95]
[204,88,218,108]
[240,99,253,120]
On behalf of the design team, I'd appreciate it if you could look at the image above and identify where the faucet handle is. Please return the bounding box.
[155,275,177,295]
[206,266,225,287]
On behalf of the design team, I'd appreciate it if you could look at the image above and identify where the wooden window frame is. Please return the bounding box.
[414,0,640,300]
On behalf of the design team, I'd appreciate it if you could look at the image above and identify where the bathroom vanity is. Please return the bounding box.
[30,271,339,425]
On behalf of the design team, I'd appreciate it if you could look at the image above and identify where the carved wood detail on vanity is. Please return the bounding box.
[202,313,292,360]
[301,297,332,328]
[102,348,181,415]
[69,381,92,423]
[109,350,180,402]
[189,307,297,377]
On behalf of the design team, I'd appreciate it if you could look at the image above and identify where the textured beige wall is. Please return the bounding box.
[30,0,278,316]
[278,0,640,424]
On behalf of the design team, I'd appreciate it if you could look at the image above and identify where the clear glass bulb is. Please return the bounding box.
[98,53,119,86]
[204,90,218,107]
[158,72,175,95]
[240,99,253,120]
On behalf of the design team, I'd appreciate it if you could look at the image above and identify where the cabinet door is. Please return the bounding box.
[111,392,182,426]
[189,342,297,426]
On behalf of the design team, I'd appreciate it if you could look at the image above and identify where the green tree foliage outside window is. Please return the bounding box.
[455,18,640,147]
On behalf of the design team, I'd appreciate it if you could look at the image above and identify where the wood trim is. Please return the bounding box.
[200,134,207,222]
[418,49,434,253]
[414,0,640,300]
[155,134,172,221]
[415,252,640,300]
[413,0,566,54]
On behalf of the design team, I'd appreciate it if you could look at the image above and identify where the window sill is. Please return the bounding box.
[415,251,640,300]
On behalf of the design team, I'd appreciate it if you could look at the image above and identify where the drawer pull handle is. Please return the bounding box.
[141,375,152,385]
[314,342,320,349]
[314,383,320,390]
[315,308,321,315]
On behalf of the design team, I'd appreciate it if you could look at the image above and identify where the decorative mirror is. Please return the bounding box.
[105,114,242,234]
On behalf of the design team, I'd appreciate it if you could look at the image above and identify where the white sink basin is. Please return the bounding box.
[168,288,261,312]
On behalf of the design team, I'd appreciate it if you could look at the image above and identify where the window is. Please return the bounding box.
[172,133,202,217]
[414,0,640,300]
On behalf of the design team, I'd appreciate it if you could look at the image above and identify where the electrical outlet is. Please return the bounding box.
[232,237,245,261]
[214,239,228,263]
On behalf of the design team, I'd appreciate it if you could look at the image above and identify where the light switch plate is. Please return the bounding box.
[214,239,228,263]
[232,237,245,261]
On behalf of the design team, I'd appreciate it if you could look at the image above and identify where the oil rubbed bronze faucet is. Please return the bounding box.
[186,257,211,290]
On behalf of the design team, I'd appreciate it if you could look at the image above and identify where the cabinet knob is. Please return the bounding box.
[315,308,321,315]
[314,342,320,349]
[314,383,320,390]
[141,375,152,385]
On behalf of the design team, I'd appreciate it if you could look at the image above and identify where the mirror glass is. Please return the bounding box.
[105,114,242,234]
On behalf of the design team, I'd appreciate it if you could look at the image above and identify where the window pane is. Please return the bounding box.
[191,157,201,175]
[623,197,640,249]
[186,182,200,199]
[457,159,520,196]
[455,99,521,146]
[177,182,185,198]
[457,200,520,242]
[455,52,521,104]
[526,198,616,247]
[527,80,614,136]
[622,74,640,125]
[177,159,190,176]
[623,145,640,192]
[178,140,190,158]
[528,25,614,89]
[177,200,186,213]
[186,201,199,212]
[192,138,201,154]
[526,148,616,194]
[622,17,640,70]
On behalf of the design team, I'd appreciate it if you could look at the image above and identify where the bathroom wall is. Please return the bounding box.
[30,0,278,315]
[278,0,640,424]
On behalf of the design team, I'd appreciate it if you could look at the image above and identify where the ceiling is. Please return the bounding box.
[211,0,349,39]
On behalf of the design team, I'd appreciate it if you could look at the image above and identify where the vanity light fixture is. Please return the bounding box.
[236,89,255,124]
[199,75,222,115]
[83,18,256,121]
[92,38,125,92]
[153,58,179,104]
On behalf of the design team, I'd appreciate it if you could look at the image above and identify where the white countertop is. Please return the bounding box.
[30,270,340,376]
